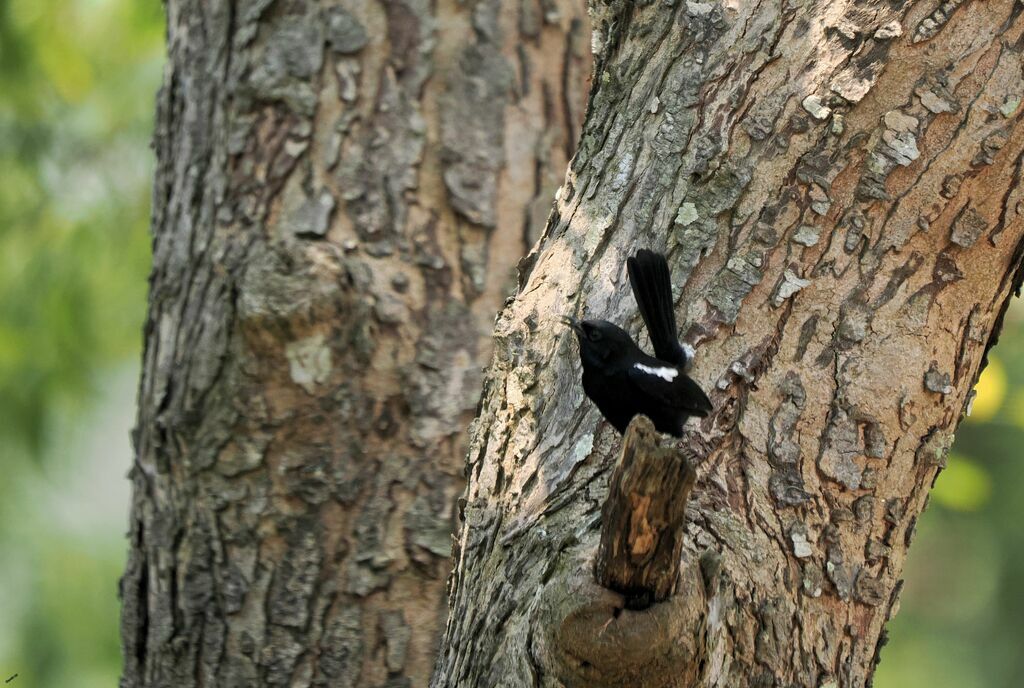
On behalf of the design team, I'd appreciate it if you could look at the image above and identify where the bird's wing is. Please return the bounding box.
[627,362,713,417]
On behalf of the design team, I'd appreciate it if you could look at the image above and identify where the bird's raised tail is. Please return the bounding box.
[627,249,688,366]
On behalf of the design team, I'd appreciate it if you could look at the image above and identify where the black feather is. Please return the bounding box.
[627,249,687,366]
[565,250,712,437]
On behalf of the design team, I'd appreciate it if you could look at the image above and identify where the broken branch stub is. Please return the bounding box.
[594,415,697,608]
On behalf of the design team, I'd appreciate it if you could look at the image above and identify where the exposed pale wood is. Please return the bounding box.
[594,415,697,608]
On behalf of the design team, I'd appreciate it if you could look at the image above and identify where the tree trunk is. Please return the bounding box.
[434,2,1024,686]
[118,1,589,686]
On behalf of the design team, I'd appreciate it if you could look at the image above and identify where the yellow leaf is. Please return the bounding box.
[39,37,96,104]
[968,356,1006,423]
[931,454,992,512]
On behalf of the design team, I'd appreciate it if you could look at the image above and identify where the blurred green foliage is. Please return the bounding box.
[0,0,162,686]
[0,0,162,453]
[0,2,1022,686]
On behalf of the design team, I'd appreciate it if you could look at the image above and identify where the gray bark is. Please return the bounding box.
[434,1,1024,686]
[118,1,589,686]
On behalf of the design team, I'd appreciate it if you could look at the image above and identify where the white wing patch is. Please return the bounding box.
[634,363,679,382]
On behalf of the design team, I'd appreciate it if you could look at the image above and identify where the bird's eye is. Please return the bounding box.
[588,329,602,342]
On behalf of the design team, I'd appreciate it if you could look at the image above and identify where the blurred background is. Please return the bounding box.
[0,2,1020,687]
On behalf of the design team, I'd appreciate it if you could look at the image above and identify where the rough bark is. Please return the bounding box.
[118,1,589,686]
[434,1,1024,686]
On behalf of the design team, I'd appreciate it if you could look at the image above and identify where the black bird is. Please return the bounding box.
[563,249,712,437]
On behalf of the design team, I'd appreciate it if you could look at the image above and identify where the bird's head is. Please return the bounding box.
[561,316,635,368]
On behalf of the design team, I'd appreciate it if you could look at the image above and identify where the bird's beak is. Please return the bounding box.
[560,315,584,336]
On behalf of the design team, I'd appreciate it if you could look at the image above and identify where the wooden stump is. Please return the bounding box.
[594,415,696,609]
